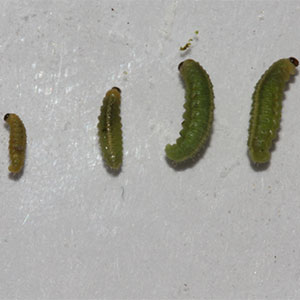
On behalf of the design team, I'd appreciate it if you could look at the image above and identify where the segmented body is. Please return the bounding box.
[165,59,214,162]
[4,113,27,173]
[97,87,123,170]
[248,57,298,164]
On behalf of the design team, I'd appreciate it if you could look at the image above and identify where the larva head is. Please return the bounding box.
[277,58,299,78]
[289,57,299,67]
[4,113,11,121]
[112,86,121,93]
[4,113,19,124]
[106,87,121,99]
[178,59,195,72]
[178,61,184,71]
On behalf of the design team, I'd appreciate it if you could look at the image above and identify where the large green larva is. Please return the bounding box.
[97,87,123,170]
[248,57,298,164]
[4,113,27,173]
[165,59,214,162]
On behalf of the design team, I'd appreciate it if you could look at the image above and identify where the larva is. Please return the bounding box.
[97,87,123,170]
[4,113,27,173]
[248,57,298,164]
[165,59,214,162]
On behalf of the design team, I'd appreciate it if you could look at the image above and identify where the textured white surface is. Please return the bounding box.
[1,1,300,299]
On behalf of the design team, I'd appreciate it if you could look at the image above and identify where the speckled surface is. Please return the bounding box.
[1,1,300,299]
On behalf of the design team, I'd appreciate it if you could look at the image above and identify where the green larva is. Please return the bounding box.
[248,57,298,164]
[4,113,27,173]
[165,59,214,162]
[97,87,123,170]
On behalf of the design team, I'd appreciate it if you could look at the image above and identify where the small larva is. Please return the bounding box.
[97,87,123,170]
[165,59,214,162]
[4,113,27,173]
[248,57,298,164]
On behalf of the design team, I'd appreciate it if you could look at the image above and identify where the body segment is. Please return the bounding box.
[4,113,27,173]
[165,59,214,162]
[97,87,123,170]
[248,57,298,164]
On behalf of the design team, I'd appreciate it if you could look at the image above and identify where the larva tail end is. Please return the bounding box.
[106,159,122,171]
[4,113,10,121]
[165,144,175,161]
[8,164,22,174]
[110,165,121,171]
[289,57,299,67]
[165,144,186,163]
[249,149,271,164]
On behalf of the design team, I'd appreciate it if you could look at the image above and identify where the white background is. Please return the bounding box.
[0,1,300,299]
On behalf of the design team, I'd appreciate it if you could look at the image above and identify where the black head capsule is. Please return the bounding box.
[4,113,10,121]
[289,57,299,67]
[178,61,184,71]
[112,87,121,93]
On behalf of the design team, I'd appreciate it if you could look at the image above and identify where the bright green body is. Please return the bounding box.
[165,59,214,162]
[98,88,123,170]
[248,58,297,164]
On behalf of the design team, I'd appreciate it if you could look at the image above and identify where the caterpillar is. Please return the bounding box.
[4,113,27,173]
[248,57,298,164]
[97,87,123,170]
[165,59,214,162]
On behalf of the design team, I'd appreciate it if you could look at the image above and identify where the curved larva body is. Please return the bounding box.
[4,113,27,173]
[165,59,214,162]
[248,57,298,164]
[97,87,123,170]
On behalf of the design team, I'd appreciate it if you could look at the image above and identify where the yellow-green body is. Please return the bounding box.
[97,88,123,170]
[4,113,27,173]
[248,57,298,164]
[165,59,214,162]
